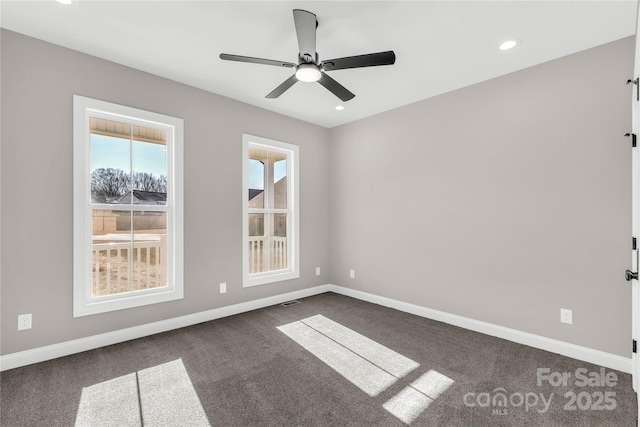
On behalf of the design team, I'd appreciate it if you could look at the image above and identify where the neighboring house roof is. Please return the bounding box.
[249,189,264,201]
[133,190,166,202]
[248,177,286,208]
[117,190,167,204]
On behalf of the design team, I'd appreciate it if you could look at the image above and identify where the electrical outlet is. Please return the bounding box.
[316,267,321,276]
[219,282,227,294]
[350,269,355,279]
[18,313,32,331]
[560,308,573,325]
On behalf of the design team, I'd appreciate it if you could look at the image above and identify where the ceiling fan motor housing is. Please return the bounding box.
[299,53,318,65]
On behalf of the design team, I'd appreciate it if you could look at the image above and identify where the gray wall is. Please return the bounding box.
[328,37,635,357]
[1,29,635,359]
[0,30,331,355]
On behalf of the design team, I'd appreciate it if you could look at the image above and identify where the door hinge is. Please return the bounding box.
[625,133,637,148]
[633,339,637,354]
[628,78,639,101]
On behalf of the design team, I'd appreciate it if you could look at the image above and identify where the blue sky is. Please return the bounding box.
[91,134,167,177]
[249,159,286,189]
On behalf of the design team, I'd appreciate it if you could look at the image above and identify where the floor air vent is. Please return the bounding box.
[281,300,301,307]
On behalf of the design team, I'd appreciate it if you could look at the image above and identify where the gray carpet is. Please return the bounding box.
[0,292,637,426]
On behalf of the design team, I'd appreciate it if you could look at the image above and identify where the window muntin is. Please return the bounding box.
[74,96,183,316]
[243,135,299,287]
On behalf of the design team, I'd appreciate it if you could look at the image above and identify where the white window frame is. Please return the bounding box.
[73,95,184,317]
[242,134,299,287]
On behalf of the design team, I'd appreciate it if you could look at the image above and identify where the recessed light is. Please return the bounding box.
[56,0,73,4]
[499,40,518,51]
[335,105,345,111]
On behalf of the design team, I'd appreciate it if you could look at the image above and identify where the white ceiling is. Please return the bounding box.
[1,1,637,128]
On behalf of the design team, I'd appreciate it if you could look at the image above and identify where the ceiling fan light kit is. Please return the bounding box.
[295,63,322,82]
[220,9,396,102]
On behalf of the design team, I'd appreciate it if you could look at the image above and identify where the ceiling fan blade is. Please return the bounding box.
[293,9,317,59]
[265,74,299,99]
[322,51,396,71]
[318,73,355,102]
[220,53,295,68]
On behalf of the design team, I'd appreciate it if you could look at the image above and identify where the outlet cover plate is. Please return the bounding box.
[560,308,573,325]
[18,313,32,331]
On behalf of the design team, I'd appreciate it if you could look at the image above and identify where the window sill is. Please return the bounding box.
[73,287,183,317]
[243,270,300,288]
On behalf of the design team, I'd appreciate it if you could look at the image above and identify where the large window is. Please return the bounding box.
[243,134,299,287]
[73,96,183,317]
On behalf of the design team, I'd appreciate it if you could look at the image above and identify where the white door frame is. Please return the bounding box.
[633,123,639,393]
[632,0,640,396]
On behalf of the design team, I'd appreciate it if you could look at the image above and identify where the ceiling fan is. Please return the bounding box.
[219,9,396,102]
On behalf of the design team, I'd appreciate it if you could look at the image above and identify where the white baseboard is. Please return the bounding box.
[1,283,632,374]
[327,285,632,374]
[0,285,332,371]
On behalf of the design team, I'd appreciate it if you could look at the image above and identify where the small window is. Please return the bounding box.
[73,96,184,316]
[243,134,299,287]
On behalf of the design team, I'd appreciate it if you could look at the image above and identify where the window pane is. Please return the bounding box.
[273,159,287,209]
[248,213,264,237]
[248,159,264,208]
[247,213,288,275]
[248,213,265,274]
[133,211,167,290]
[270,214,288,271]
[132,126,167,206]
[92,209,132,296]
[90,118,131,204]
[274,213,287,237]
[91,210,168,296]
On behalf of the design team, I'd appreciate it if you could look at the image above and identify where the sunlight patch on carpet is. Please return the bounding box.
[74,358,210,427]
[383,386,434,425]
[278,314,420,397]
[278,315,454,425]
[411,369,454,399]
[383,370,455,424]
[278,320,398,396]
[75,373,140,427]
[301,314,419,378]
[138,359,210,426]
